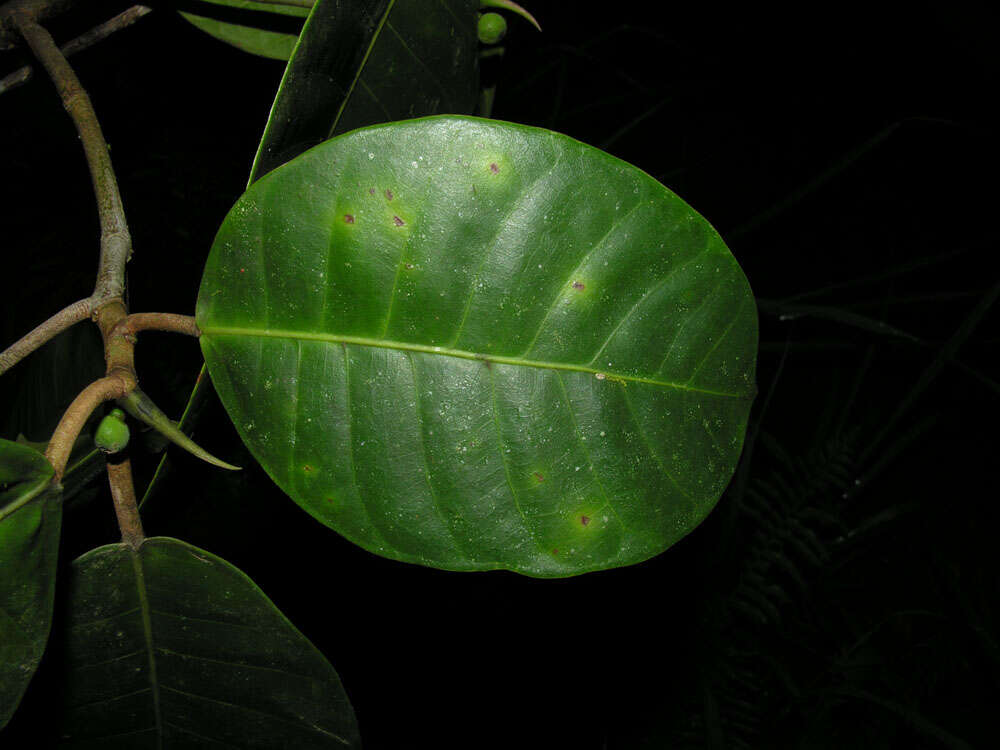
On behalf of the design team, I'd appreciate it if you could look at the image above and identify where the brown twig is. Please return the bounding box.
[107,458,145,548]
[0,5,152,95]
[7,5,200,549]
[0,12,137,376]
[44,374,132,479]
[0,0,75,50]
[112,312,200,339]
[13,12,132,306]
[0,297,90,374]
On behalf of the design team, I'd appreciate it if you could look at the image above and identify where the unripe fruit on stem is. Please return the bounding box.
[478,12,507,44]
[95,409,129,454]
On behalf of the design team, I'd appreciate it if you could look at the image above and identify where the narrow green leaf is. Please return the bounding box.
[179,0,312,61]
[59,537,359,747]
[250,0,480,182]
[861,277,1000,462]
[198,116,758,576]
[757,299,923,342]
[0,438,60,730]
[118,389,241,471]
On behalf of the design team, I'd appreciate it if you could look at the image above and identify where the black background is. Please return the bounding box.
[2,1,998,747]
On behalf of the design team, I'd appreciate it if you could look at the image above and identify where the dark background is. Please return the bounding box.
[1,1,998,747]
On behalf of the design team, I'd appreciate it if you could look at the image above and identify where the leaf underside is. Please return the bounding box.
[250,0,480,182]
[0,438,60,729]
[59,537,359,748]
[197,116,758,577]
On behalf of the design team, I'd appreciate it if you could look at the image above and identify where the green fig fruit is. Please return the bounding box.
[478,12,507,44]
[480,1,541,32]
[95,410,130,454]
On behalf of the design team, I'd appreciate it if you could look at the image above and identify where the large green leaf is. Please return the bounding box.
[142,0,481,509]
[180,1,312,61]
[58,537,359,747]
[250,0,480,182]
[0,438,60,729]
[197,116,758,577]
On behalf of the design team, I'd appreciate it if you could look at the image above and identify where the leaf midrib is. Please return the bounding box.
[200,326,748,398]
[130,548,163,749]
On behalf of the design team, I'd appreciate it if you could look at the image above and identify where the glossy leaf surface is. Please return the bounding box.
[250,0,479,182]
[0,438,60,729]
[180,0,311,61]
[198,117,758,576]
[143,0,480,509]
[59,537,359,747]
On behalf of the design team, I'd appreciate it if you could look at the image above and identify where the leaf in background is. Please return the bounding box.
[180,0,313,61]
[17,434,105,511]
[59,537,359,747]
[0,322,104,442]
[0,438,60,729]
[197,116,758,577]
[250,0,480,182]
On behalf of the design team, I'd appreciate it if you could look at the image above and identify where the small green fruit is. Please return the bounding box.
[478,12,507,44]
[95,410,130,454]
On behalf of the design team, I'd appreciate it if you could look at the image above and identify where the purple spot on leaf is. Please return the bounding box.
[572,281,585,290]
[489,162,499,174]
[580,515,591,526]
[344,214,355,224]
[533,472,545,482]
[393,216,405,227]
[385,189,394,200]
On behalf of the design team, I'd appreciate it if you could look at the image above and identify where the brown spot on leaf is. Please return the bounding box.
[344,214,355,224]
[489,162,499,174]
[533,472,545,482]
[368,187,376,195]
[393,215,405,226]
[572,281,585,290]
[405,263,415,270]
[302,465,313,473]
[580,515,591,526]
[385,189,394,200]
[552,548,559,555]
